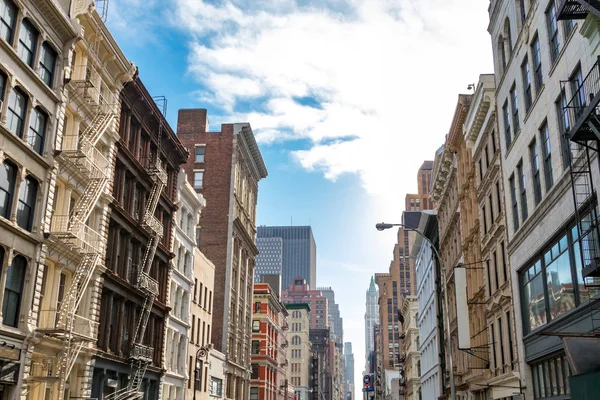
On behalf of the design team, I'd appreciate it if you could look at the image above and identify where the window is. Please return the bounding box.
[250,387,259,400]
[540,121,554,191]
[509,175,519,232]
[523,260,546,332]
[519,0,527,25]
[0,160,16,219]
[482,205,488,235]
[489,194,495,225]
[504,18,513,56]
[39,43,57,87]
[0,71,5,102]
[563,17,575,39]
[531,35,543,93]
[252,320,260,332]
[18,19,38,67]
[517,161,528,221]
[507,311,515,369]
[28,108,47,154]
[484,145,490,168]
[7,88,28,138]
[0,0,16,43]
[490,322,497,370]
[251,340,259,354]
[491,130,497,153]
[510,84,520,135]
[16,176,37,231]
[501,242,508,282]
[498,316,506,370]
[546,1,560,64]
[571,66,585,118]
[522,57,533,112]
[195,146,205,163]
[503,100,511,147]
[529,140,542,205]
[498,35,506,72]
[496,181,502,213]
[2,255,26,327]
[210,377,223,396]
[194,171,204,189]
[556,90,571,170]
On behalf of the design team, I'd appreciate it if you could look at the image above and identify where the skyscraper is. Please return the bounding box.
[255,237,283,283]
[344,342,355,400]
[257,226,317,289]
[318,287,344,343]
[364,276,379,372]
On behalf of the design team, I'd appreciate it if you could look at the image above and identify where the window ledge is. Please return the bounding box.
[0,215,42,245]
[0,39,61,103]
[0,124,53,169]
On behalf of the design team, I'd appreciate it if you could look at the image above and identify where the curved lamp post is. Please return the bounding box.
[193,344,213,400]
[376,222,456,400]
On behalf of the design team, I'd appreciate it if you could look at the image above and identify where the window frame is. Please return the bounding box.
[546,1,561,64]
[517,161,528,221]
[531,34,544,93]
[529,139,542,205]
[0,0,17,44]
[0,160,17,219]
[28,107,47,155]
[540,120,554,191]
[510,83,520,135]
[2,255,26,328]
[193,170,204,189]
[17,18,38,68]
[7,87,28,138]
[195,145,205,163]
[39,42,57,88]
[522,57,533,112]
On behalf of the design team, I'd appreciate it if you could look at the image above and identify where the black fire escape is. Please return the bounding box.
[557,0,600,20]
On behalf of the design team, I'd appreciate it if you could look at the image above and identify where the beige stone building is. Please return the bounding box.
[286,303,311,400]
[400,296,419,400]
[0,0,82,397]
[187,247,216,400]
[20,1,135,399]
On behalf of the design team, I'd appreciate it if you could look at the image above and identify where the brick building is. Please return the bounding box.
[282,277,329,329]
[250,283,289,400]
[91,77,188,398]
[177,108,268,399]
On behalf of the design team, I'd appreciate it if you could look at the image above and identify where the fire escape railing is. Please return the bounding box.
[557,0,600,20]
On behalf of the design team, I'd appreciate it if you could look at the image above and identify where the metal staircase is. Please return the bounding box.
[35,63,116,398]
[106,120,166,400]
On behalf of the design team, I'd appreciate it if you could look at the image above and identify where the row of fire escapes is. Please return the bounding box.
[557,0,600,330]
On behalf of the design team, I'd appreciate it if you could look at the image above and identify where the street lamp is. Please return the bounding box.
[376,222,456,400]
[193,344,213,400]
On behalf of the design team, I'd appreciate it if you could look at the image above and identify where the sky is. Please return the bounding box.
[106,0,493,395]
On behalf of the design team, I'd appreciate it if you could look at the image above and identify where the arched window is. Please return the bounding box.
[2,255,26,327]
[497,35,506,74]
[0,0,17,44]
[292,335,301,345]
[17,18,38,67]
[28,107,47,154]
[16,176,37,231]
[0,160,16,219]
[39,42,57,87]
[504,18,513,57]
[7,87,27,137]
[518,0,528,25]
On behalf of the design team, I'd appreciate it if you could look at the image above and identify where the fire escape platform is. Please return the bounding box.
[557,0,600,20]
[569,91,600,144]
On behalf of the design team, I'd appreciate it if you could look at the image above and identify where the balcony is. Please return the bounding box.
[557,0,600,20]
[47,216,104,257]
[67,65,117,116]
[142,157,168,185]
[57,136,110,181]
[36,309,98,341]
[135,271,159,296]
[142,214,163,237]
[130,343,154,362]
[565,57,600,144]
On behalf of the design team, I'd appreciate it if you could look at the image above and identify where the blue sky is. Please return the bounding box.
[107,0,493,394]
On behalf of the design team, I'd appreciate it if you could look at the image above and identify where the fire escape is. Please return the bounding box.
[106,120,167,400]
[34,66,115,397]
[558,0,600,287]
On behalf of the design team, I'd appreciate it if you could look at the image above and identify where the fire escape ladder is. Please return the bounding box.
[70,173,108,232]
[106,120,166,400]
[81,112,114,147]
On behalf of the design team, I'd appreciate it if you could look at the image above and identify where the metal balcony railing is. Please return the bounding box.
[143,214,163,237]
[137,272,159,296]
[59,136,110,178]
[141,157,168,185]
[36,309,98,340]
[557,0,600,20]
[130,343,154,362]
[566,57,600,143]
[49,216,104,255]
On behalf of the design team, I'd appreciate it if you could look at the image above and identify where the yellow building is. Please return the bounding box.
[26,1,135,399]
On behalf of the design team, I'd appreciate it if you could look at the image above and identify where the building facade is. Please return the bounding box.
[413,211,443,400]
[286,303,312,400]
[490,0,600,397]
[250,283,289,400]
[310,328,331,400]
[400,297,420,400]
[282,277,329,329]
[405,161,434,212]
[24,2,136,399]
[364,276,378,373]
[257,226,317,290]
[187,247,216,400]
[177,108,268,399]
[91,76,187,398]
[255,237,283,283]
[0,0,78,397]
[343,342,354,400]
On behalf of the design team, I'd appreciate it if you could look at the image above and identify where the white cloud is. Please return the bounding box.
[174,0,492,201]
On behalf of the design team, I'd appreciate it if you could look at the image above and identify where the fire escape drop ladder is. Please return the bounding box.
[106,118,167,400]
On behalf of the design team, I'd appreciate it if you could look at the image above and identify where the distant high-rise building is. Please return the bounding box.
[255,237,283,283]
[344,343,355,399]
[282,278,328,329]
[318,287,344,343]
[364,276,379,372]
[257,226,317,289]
[405,160,434,211]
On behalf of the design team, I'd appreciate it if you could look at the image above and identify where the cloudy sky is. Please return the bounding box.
[108,0,493,394]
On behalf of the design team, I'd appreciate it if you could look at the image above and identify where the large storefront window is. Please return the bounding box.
[521,218,600,334]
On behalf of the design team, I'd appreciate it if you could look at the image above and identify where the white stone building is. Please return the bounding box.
[490,0,600,398]
[364,276,378,372]
[414,210,442,400]
[400,296,420,400]
[163,170,206,399]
